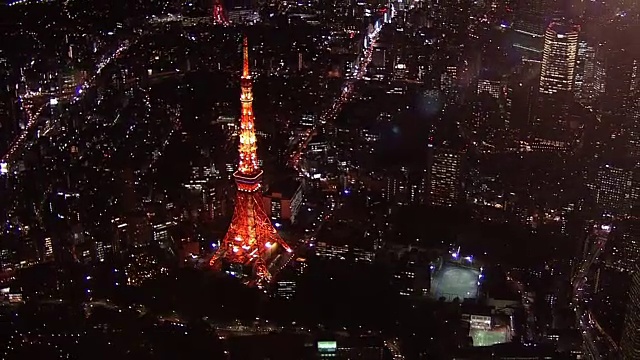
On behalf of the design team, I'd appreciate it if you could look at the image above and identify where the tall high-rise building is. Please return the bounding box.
[512,0,563,60]
[440,66,458,93]
[608,220,640,273]
[574,41,596,100]
[539,23,580,95]
[0,88,17,155]
[513,0,561,37]
[602,42,639,115]
[477,78,507,99]
[595,164,634,216]
[621,269,640,359]
[225,0,259,24]
[428,148,464,206]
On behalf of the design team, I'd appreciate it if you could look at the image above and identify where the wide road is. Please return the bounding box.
[572,223,617,359]
[1,40,132,168]
[288,19,385,173]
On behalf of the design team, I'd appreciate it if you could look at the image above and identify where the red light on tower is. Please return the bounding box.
[210,37,292,286]
[212,0,229,25]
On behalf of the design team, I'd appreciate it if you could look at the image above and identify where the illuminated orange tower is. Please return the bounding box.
[212,0,229,25]
[210,37,292,284]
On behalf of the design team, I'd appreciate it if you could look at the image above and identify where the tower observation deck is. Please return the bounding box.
[210,37,292,285]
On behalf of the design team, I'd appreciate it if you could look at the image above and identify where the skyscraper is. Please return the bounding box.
[595,164,634,216]
[539,23,580,95]
[513,0,557,37]
[512,0,563,60]
[602,42,639,115]
[621,269,640,359]
[428,148,464,206]
[608,220,640,273]
[573,41,596,100]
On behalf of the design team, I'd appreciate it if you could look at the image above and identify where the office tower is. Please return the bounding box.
[225,0,259,24]
[595,164,634,216]
[539,23,580,95]
[603,44,639,115]
[621,269,640,359]
[594,53,607,95]
[371,46,387,69]
[152,221,175,245]
[512,0,562,59]
[440,66,458,93]
[0,74,17,155]
[608,220,640,273]
[513,0,558,37]
[225,0,254,10]
[439,0,471,36]
[429,148,464,206]
[262,180,303,224]
[477,78,507,99]
[384,174,407,204]
[574,41,596,101]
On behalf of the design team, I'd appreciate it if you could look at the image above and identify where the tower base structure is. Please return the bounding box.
[210,171,292,286]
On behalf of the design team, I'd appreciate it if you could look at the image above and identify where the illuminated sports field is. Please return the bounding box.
[470,328,509,347]
[430,263,480,301]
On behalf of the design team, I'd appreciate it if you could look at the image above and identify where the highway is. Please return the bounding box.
[262,17,388,287]
[1,40,133,169]
[571,223,617,359]
[288,19,384,173]
[285,19,387,254]
[506,272,535,342]
[572,224,611,294]
[384,338,405,360]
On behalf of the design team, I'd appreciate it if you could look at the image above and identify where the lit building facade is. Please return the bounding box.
[275,279,296,299]
[573,41,596,101]
[608,220,640,273]
[621,269,640,360]
[511,0,560,60]
[440,66,458,93]
[315,242,374,263]
[477,79,507,99]
[595,164,634,216]
[262,180,303,224]
[539,23,580,95]
[513,0,557,38]
[429,148,464,207]
[152,221,175,245]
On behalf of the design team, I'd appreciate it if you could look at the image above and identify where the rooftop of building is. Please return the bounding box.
[461,303,494,317]
[477,71,505,82]
[308,133,328,144]
[264,178,301,198]
[227,333,311,360]
[485,287,520,302]
[225,333,386,359]
[547,22,580,34]
[453,342,557,359]
[318,334,385,348]
[316,219,370,249]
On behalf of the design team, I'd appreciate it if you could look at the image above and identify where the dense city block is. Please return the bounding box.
[0,0,639,359]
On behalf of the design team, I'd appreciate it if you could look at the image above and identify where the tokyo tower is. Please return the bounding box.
[210,37,292,285]
[212,0,229,25]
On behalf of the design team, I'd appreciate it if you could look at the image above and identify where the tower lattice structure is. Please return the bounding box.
[210,37,292,284]
[212,0,229,25]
